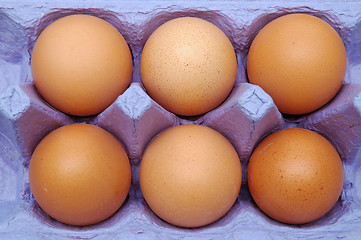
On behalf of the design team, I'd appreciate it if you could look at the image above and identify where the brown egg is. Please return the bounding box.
[31,14,133,116]
[247,128,344,224]
[28,123,131,226]
[140,17,237,116]
[247,13,347,115]
[139,124,242,228]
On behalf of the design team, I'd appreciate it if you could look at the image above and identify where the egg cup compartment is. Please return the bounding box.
[1,1,361,239]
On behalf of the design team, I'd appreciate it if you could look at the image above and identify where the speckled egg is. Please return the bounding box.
[247,128,344,224]
[140,17,237,116]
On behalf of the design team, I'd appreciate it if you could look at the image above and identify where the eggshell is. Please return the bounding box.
[31,14,133,116]
[247,13,347,115]
[28,123,131,226]
[140,17,237,116]
[139,124,242,228]
[247,128,344,224]
[1,1,361,239]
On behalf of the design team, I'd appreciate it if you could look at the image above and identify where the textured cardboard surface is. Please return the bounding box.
[0,1,361,239]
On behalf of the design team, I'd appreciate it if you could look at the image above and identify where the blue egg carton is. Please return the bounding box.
[0,0,361,239]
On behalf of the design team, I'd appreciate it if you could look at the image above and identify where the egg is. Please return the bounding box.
[247,128,344,224]
[140,17,237,116]
[31,14,133,116]
[139,124,242,228]
[247,13,347,115]
[28,123,131,226]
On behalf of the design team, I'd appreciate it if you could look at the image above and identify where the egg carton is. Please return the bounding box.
[1,0,361,239]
